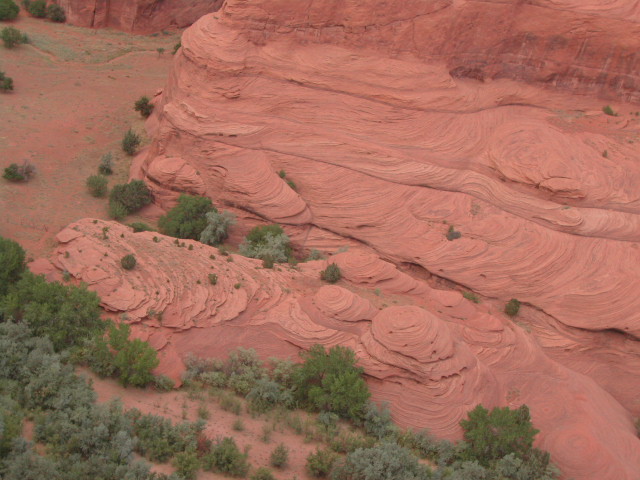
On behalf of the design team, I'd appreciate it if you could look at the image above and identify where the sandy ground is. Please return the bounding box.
[0,13,177,257]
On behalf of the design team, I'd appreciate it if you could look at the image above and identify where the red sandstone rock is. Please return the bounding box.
[48,220,640,479]
[58,0,223,33]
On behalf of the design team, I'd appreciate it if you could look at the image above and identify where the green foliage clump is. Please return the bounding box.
[0,70,13,92]
[173,448,200,480]
[293,344,370,421]
[121,128,141,155]
[239,224,291,263]
[331,442,432,480]
[602,105,616,116]
[246,377,293,413]
[463,291,480,303]
[0,395,23,459]
[270,443,289,468]
[86,174,108,197]
[109,179,152,217]
[504,298,521,317]
[0,235,25,297]
[1,26,24,48]
[134,95,154,118]
[208,273,218,285]
[251,467,276,480]
[446,225,462,241]
[26,0,46,17]
[363,402,397,440]
[329,431,375,454]
[121,254,136,270]
[46,3,65,22]
[158,194,214,240]
[200,209,236,246]
[173,41,181,54]
[460,404,539,467]
[98,152,113,175]
[0,0,19,21]
[202,436,250,477]
[0,271,104,351]
[3,161,34,181]
[129,221,154,232]
[320,263,342,283]
[306,448,337,477]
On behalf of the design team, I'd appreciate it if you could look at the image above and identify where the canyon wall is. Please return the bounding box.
[57,0,223,33]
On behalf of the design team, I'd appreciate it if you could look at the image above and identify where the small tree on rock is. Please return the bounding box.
[121,254,136,270]
[320,263,341,283]
[134,96,154,118]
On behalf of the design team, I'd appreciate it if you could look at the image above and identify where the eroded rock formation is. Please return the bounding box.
[58,0,223,33]
[39,220,640,479]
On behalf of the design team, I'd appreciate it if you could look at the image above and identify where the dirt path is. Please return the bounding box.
[0,14,179,257]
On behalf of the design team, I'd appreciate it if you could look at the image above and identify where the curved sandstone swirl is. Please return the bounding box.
[42,224,640,479]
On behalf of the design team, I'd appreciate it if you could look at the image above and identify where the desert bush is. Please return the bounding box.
[121,128,141,155]
[173,41,181,54]
[307,249,324,261]
[121,254,136,270]
[293,344,370,421]
[200,209,236,245]
[173,448,200,480]
[504,298,521,317]
[26,0,45,17]
[232,418,245,431]
[0,0,19,21]
[270,443,289,468]
[129,221,154,232]
[329,431,375,454]
[306,448,337,478]
[0,235,25,296]
[0,71,13,92]
[246,377,293,413]
[1,26,23,48]
[203,437,250,477]
[86,174,108,197]
[331,442,432,480]
[463,291,480,303]
[158,194,214,240]
[602,105,616,116]
[251,467,276,480]
[224,347,265,395]
[108,201,128,220]
[446,225,462,241]
[153,374,175,391]
[3,161,35,181]
[98,152,113,174]
[267,357,296,389]
[459,404,539,467]
[109,180,152,216]
[46,3,65,22]
[0,395,23,458]
[363,401,396,439]
[395,429,441,461]
[208,273,218,285]
[239,224,291,263]
[134,95,154,118]
[0,271,104,351]
[219,392,242,415]
[320,263,341,283]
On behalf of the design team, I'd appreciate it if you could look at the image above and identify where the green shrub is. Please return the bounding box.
[602,105,616,116]
[459,404,539,467]
[129,222,154,232]
[86,175,108,197]
[153,374,175,391]
[0,236,25,296]
[173,41,181,54]
[363,401,396,439]
[173,448,200,480]
[251,467,275,480]
[505,298,521,317]
[109,180,152,215]
[208,273,218,285]
[26,0,45,17]
[331,442,432,480]
[158,194,214,240]
[246,377,293,413]
[320,263,341,283]
[98,152,113,175]
[329,431,375,454]
[120,254,136,270]
[463,291,480,303]
[134,96,154,118]
[1,26,24,48]
[446,225,461,241]
[3,161,34,181]
[203,437,250,477]
[0,271,104,351]
[306,448,336,477]
[270,443,289,468]
[121,128,141,155]
[293,344,370,421]
[0,0,19,21]
[307,249,324,261]
[46,3,65,22]
[200,209,236,245]
[239,224,291,263]
[0,72,13,92]
[108,201,128,220]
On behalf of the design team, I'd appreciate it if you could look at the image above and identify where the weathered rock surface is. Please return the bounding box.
[58,0,222,33]
[42,220,640,479]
